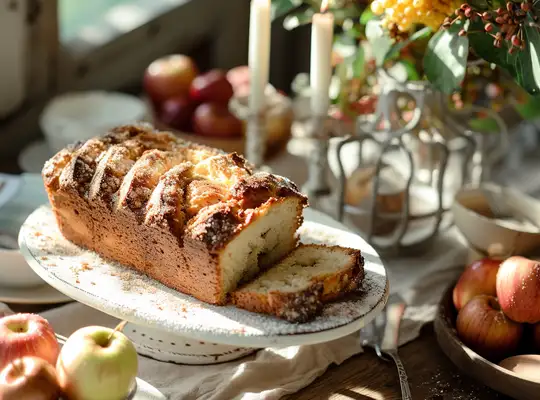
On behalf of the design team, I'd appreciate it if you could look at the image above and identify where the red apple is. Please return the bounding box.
[456,295,523,361]
[189,69,234,105]
[192,103,242,138]
[453,258,501,311]
[0,356,59,400]
[227,66,249,88]
[158,96,196,132]
[0,314,59,370]
[497,256,540,323]
[227,66,250,97]
[143,54,198,104]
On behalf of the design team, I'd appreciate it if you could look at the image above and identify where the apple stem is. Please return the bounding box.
[107,320,128,345]
[11,359,23,376]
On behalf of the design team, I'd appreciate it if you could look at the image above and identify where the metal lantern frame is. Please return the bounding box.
[324,70,510,254]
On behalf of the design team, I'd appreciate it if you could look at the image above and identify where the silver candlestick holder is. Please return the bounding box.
[302,115,332,205]
[245,112,267,169]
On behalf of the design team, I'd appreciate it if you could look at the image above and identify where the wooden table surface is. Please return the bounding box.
[7,300,511,400]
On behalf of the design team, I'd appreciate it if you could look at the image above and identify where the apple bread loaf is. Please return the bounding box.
[42,123,307,305]
[232,244,364,322]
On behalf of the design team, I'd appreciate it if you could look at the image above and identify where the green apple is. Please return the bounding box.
[56,325,138,400]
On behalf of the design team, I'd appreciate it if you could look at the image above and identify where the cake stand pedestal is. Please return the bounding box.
[19,206,388,365]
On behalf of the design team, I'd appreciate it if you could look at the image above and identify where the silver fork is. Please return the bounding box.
[361,311,388,361]
[361,298,412,400]
[55,333,68,345]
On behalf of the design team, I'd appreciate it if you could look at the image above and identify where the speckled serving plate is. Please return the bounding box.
[19,206,388,348]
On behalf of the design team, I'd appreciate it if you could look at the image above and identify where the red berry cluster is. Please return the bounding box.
[443,1,537,54]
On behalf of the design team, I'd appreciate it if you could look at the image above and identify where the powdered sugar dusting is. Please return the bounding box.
[20,206,388,344]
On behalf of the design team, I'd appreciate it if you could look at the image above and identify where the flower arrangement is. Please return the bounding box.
[272,0,540,103]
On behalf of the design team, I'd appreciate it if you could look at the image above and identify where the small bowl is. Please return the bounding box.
[452,183,540,256]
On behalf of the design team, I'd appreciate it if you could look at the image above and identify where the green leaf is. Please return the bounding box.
[366,20,394,66]
[467,0,492,11]
[283,8,314,30]
[352,44,366,78]
[508,21,540,96]
[271,0,303,20]
[515,95,540,120]
[399,59,421,81]
[385,27,432,62]
[351,43,366,78]
[328,6,363,22]
[423,21,469,94]
[344,23,363,39]
[360,8,376,25]
[468,20,514,73]
[335,60,350,107]
[468,116,500,133]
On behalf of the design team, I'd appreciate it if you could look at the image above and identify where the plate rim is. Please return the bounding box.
[19,206,389,347]
[0,284,73,305]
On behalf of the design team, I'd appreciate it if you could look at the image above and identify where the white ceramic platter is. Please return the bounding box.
[19,206,388,348]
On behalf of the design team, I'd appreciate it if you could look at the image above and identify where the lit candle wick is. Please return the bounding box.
[320,0,329,12]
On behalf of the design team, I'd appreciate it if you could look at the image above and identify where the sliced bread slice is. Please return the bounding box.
[231,244,364,323]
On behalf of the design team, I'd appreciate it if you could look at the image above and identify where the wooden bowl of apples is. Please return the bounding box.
[143,55,292,160]
[434,256,540,400]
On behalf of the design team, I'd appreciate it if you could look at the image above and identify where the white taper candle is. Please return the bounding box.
[310,1,334,117]
[248,0,271,113]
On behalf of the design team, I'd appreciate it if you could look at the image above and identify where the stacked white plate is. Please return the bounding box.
[0,173,71,304]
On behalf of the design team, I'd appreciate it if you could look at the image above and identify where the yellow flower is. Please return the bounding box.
[371,0,460,32]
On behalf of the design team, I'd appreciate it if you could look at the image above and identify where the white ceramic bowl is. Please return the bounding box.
[40,91,148,152]
[452,184,540,256]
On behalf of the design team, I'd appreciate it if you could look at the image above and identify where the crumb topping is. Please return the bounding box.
[186,202,245,251]
[44,125,307,244]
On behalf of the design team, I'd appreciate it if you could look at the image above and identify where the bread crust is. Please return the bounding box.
[231,244,364,322]
[232,283,324,323]
[43,123,307,305]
